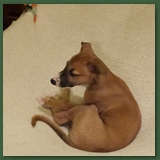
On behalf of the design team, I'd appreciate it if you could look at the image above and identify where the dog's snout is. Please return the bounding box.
[50,79,56,85]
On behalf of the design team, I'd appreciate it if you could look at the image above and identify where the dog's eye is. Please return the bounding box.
[69,69,80,77]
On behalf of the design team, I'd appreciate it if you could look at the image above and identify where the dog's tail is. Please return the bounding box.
[31,115,75,148]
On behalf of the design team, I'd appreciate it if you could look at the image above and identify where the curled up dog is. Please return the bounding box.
[31,42,141,152]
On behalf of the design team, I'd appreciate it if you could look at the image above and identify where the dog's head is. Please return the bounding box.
[51,42,107,88]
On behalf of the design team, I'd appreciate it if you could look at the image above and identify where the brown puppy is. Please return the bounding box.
[32,42,141,152]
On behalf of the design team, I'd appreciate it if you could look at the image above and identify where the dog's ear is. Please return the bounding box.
[87,58,107,76]
[81,42,92,51]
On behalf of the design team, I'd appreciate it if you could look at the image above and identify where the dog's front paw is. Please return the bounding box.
[36,95,55,109]
[36,96,46,106]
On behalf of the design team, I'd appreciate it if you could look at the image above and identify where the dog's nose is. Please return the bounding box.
[50,78,56,85]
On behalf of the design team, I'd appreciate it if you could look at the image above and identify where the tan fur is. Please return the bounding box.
[31,42,141,152]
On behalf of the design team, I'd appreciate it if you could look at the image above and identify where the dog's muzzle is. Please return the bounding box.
[50,73,75,88]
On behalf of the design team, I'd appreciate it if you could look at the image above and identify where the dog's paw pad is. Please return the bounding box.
[36,97,45,106]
